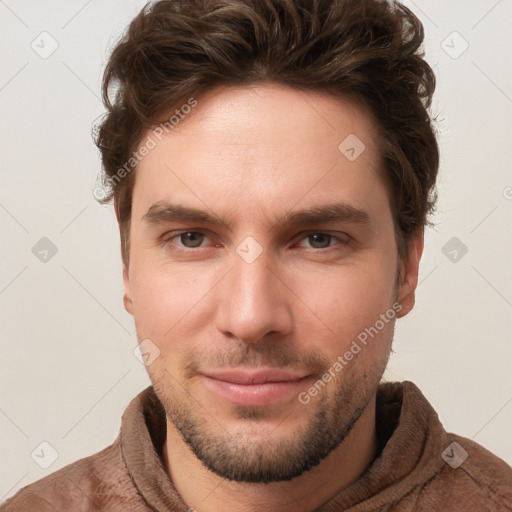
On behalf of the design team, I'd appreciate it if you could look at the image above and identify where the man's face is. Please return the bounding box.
[123,83,420,483]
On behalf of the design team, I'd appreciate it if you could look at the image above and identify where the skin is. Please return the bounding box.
[121,83,423,511]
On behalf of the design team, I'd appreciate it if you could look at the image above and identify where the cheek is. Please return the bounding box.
[293,262,396,353]
[130,260,212,339]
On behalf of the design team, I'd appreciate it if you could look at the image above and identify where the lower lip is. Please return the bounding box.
[203,376,308,407]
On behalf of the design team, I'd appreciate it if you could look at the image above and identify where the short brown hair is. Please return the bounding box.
[94,0,439,269]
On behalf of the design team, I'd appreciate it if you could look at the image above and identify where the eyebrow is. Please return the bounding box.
[141,201,372,231]
[271,202,371,229]
[142,202,233,230]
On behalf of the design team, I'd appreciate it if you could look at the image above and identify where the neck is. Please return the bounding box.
[163,395,378,512]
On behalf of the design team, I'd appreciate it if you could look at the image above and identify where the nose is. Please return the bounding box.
[214,250,294,344]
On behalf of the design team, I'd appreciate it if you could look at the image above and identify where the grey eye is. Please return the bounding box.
[179,232,205,247]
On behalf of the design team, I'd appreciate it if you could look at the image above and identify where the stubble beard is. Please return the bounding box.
[150,364,380,483]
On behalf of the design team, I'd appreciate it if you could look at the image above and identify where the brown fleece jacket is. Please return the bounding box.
[2,381,511,511]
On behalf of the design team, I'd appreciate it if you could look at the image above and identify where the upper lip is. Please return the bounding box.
[202,368,309,385]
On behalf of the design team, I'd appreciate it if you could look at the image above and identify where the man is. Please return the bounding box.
[2,0,511,510]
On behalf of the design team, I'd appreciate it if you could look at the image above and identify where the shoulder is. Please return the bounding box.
[414,434,512,511]
[0,437,146,511]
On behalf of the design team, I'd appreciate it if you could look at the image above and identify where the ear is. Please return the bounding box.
[116,198,134,315]
[396,229,424,318]
[123,263,134,316]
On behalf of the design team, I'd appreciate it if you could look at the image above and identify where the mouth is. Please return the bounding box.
[201,368,310,407]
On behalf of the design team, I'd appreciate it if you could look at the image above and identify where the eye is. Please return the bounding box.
[296,232,349,250]
[177,231,207,248]
[161,231,212,251]
[159,230,350,254]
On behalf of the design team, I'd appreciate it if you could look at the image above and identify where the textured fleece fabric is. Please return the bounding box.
[2,381,511,511]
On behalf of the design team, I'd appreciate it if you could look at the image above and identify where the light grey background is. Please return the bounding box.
[1,0,511,501]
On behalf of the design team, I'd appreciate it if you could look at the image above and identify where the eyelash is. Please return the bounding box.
[159,230,350,254]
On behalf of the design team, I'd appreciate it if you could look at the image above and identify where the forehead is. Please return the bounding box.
[161,83,380,151]
[131,83,387,225]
